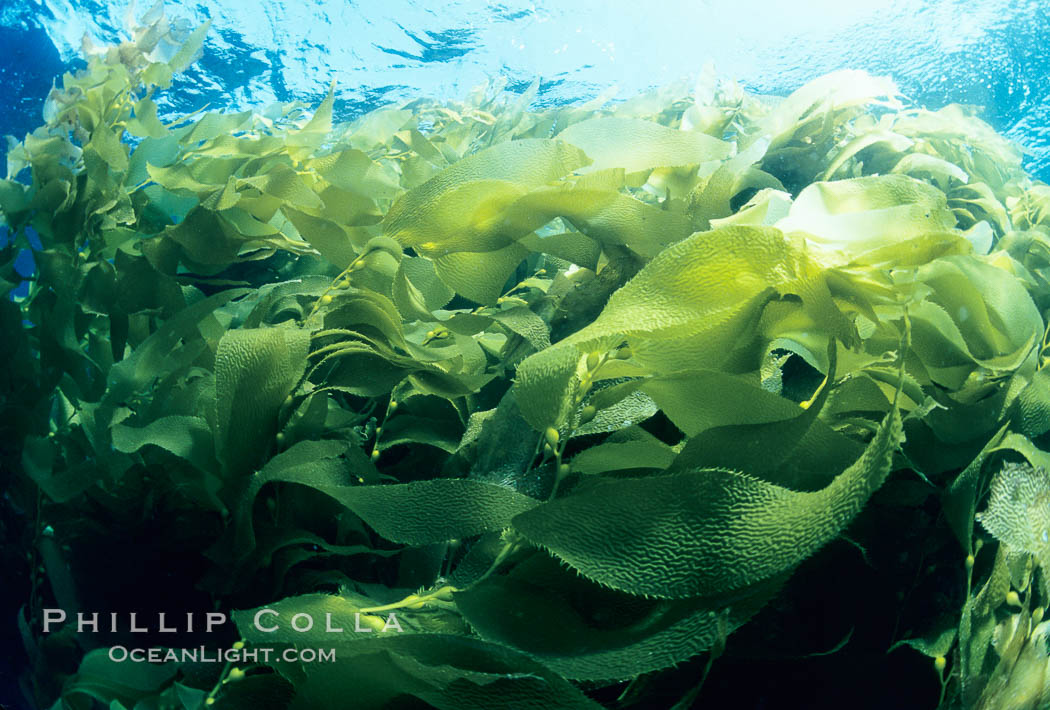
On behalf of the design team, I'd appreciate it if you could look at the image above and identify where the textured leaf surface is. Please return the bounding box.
[516,225,845,391]
[558,116,731,174]
[489,306,550,351]
[512,407,902,597]
[232,595,601,709]
[238,441,540,547]
[104,290,249,405]
[513,339,580,431]
[977,462,1050,566]
[214,325,311,476]
[573,388,659,437]
[383,139,589,252]
[454,554,782,681]
[775,174,956,259]
[112,415,215,471]
[434,242,530,304]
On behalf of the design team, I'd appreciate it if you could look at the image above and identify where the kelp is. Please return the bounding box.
[6,7,1050,710]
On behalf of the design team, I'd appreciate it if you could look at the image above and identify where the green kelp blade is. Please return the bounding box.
[511,406,902,599]
[775,174,957,261]
[346,107,413,152]
[146,156,239,196]
[151,208,250,267]
[977,461,1050,574]
[489,305,551,352]
[557,116,732,174]
[390,178,531,254]
[237,162,324,211]
[572,224,849,360]
[758,70,901,152]
[59,648,178,707]
[511,339,581,432]
[1015,367,1050,438]
[409,175,686,269]
[232,594,600,708]
[841,230,973,270]
[892,104,1025,186]
[104,289,250,405]
[310,147,401,200]
[905,299,992,391]
[959,544,1012,704]
[570,435,676,474]
[891,152,969,190]
[168,19,212,73]
[689,136,777,229]
[375,414,464,454]
[22,436,99,503]
[285,84,334,158]
[509,184,694,258]
[572,388,660,438]
[125,134,179,188]
[889,624,958,660]
[232,440,541,554]
[382,138,589,252]
[433,241,531,305]
[281,205,359,269]
[233,591,464,643]
[231,622,601,709]
[820,130,913,181]
[320,287,409,351]
[512,225,850,432]
[111,415,216,473]
[454,552,784,682]
[518,230,601,271]
[915,255,1042,369]
[214,325,312,477]
[656,345,858,492]
[392,255,456,322]
[640,368,812,438]
[892,253,1041,397]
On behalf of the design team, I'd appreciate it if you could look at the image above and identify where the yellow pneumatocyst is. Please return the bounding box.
[544,426,560,447]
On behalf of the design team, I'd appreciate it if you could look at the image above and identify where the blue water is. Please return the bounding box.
[2,0,1049,181]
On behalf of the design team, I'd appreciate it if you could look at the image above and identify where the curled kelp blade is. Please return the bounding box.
[511,403,902,599]
[774,174,956,260]
[512,224,851,433]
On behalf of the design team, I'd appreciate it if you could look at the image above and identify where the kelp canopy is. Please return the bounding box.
[4,6,1050,710]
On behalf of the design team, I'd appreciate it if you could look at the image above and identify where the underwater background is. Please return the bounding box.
[2,0,1050,179]
[4,2,1050,710]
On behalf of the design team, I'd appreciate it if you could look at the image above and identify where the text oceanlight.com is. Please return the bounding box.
[109,645,338,663]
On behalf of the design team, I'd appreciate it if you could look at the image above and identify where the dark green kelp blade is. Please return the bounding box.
[512,406,903,598]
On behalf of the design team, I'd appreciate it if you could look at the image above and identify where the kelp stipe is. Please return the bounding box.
[5,6,1050,709]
